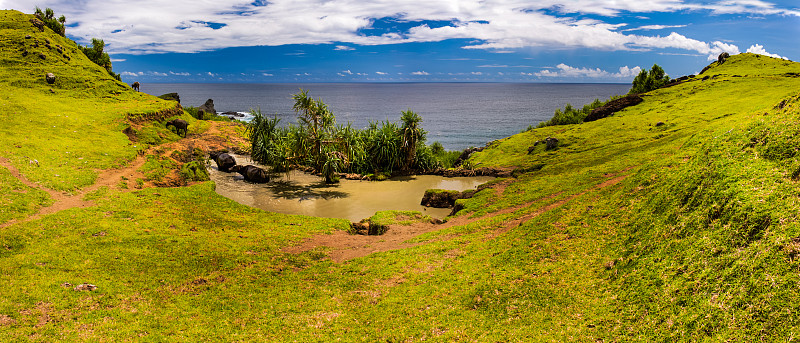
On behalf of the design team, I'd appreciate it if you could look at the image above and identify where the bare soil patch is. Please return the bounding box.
[1,121,247,228]
[283,171,632,263]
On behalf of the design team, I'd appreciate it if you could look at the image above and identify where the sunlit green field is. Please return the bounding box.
[3,8,800,341]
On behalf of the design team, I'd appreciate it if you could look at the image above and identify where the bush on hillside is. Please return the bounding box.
[629,64,670,94]
[79,38,121,81]
[33,7,65,36]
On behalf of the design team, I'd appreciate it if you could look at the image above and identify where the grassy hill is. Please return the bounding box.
[2,8,800,341]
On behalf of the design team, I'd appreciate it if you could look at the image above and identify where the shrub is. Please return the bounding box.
[33,7,65,36]
[535,99,605,129]
[79,38,121,81]
[629,64,670,94]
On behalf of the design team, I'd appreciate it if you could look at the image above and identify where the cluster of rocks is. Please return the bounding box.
[210,151,270,183]
[22,33,71,63]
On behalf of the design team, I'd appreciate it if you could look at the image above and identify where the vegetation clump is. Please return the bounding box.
[629,64,670,94]
[79,38,121,81]
[533,63,669,129]
[33,7,64,36]
[248,90,447,183]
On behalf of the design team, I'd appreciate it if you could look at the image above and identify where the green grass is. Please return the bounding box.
[3,8,800,339]
[0,165,52,223]
[0,10,202,192]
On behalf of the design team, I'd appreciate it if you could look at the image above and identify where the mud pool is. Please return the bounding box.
[208,155,494,222]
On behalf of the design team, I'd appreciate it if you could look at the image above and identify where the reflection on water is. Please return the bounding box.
[208,155,494,222]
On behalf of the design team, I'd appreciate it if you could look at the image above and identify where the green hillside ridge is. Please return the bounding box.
[3,8,800,340]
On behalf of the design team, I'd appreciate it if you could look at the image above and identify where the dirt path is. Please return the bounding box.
[284,171,632,263]
[0,121,246,229]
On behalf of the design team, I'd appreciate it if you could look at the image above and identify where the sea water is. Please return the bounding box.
[141,83,629,150]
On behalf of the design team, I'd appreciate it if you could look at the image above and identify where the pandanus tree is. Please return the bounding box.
[400,110,425,171]
[292,89,345,183]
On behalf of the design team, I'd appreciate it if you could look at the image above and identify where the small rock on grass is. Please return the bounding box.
[73,283,98,291]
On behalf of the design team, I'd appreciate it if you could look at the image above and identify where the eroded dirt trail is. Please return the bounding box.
[283,171,631,263]
[0,121,246,229]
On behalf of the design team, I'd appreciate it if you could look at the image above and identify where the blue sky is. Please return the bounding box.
[3,0,798,83]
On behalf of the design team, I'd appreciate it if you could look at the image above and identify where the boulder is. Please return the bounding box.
[198,99,216,115]
[718,52,730,65]
[544,137,559,150]
[584,94,644,122]
[421,189,476,208]
[45,72,55,84]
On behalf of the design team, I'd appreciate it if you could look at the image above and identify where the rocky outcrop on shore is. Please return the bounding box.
[126,103,184,123]
[198,99,216,116]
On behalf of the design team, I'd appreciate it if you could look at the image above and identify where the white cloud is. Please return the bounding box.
[110,58,126,62]
[120,71,138,77]
[341,69,353,75]
[411,71,430,75]
[746,44,787,59]
[13,0,792,56]
[169,71,191,76]
[262,73,274,76]
[376,71,388,75]
[471,71,483,75]
[206,72,216,77]
[623,24,688,32]
[535,63,642,79]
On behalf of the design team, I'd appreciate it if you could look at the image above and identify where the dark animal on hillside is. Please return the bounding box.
[231,165,270,183]
[209,152,236,172]
[166,119,189,137]
[131,81,140,91]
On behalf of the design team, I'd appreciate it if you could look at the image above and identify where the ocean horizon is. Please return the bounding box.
[141,82,631,150]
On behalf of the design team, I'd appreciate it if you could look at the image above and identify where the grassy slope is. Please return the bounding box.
[3,8,800,340]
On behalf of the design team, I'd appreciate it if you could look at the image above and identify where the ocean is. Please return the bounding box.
[140,83,630,150]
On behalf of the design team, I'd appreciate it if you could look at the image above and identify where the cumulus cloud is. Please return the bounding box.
[262,73,274,76]
[411,71,430,75]
[376,71,388,75]
[535,64,642,79]
[169,71,191,76]
[4,0,795,57]
[341,69,353,75]
[746,44,787,59]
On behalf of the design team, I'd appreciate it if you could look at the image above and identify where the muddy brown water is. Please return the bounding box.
[208,155,494,222]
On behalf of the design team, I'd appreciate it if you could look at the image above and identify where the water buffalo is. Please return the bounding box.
[231,165,270,183]
[166,119,189,137]
[209,152,236,172]
[131,81,140,91]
